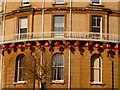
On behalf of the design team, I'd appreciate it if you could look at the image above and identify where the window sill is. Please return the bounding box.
[19,5,31,8]
[13,81,26,85]
[51,80,64,84]
[90,82,105,85]
[89,4,104,7]
[52,2,67,6]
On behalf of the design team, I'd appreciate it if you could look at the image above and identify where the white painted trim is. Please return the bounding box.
[13,81,26,85]
[52,80,64,83]
[42,0,44,37]
[90,82,104,85]
[100,56,102,83]
[68,47,71,89]
[100,16,102,40]
[39,50,43,88]
[0,32,119,44]
[0,0,6,89]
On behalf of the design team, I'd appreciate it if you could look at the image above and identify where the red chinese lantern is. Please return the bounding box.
[2,45,7,50]
[9,44,15,49]
[114,45,119,49]
[44,42,50,47]
[94,43,100,48]
[85,42,91,47]
[26,43,32,47]
[17,44,23,49]
[65,42,71,47]
[74,42,80,47]
[54,42,60,47]
[104,44,110,49]
[36,42,41,47]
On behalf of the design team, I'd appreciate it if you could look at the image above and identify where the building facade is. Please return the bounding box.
[0,0,120,89]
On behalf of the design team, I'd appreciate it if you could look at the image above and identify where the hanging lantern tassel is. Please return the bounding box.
[65,42,71,48]
[26,43,32,48]
[54,42,60,49]
[44,42,50,47]
[2,45,7,50]
[36,42,41,47]
[17,44,23,49]
[74,42,80,49]
[9,44,15,50]
[114,45,119,52]
[85,42,91,47]
[54,42,60,47]
[104,44,110,51]
[94,43,100,48]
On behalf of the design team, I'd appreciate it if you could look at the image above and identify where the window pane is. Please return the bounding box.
[16,54,26,82]
[52,54,64,66]
[52,54,64,80]
[20,18,28,28]
[91,54,102,83]
[52,68,56,80]
[92,16,101,30]
[52,67,64,80]
[92,28,100,33]
[54,16,64,32]
[92,0,99,4]
[94,69,99,82]
[55,0,64,3]
[20,28,27,38]
[59,67,64,80]
[19,68,25,81]
[94,58,100,68]
[20,28,27,33]
[92,19,96,26]
[97,18,101,26]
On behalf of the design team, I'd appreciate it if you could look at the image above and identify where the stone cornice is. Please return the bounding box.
[1,6,120,19]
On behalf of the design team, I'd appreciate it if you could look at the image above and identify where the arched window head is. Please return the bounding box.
[15,54,26,82]
[52,53,64,82]
[91,54,102,83]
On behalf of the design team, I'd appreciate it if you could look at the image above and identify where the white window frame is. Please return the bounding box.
[19,17,28,39]
[92,15,102,39]
[54,15,64,38]
[92,0,101,5]
[22,0,30,6]
[91,55,102,84]
[15,54,26,83]
[52,53,64,83]
[54,0,65,4]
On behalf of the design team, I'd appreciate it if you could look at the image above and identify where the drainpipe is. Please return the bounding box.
[107,11,109,40]
[69,0,72,37]
[68,0,72,89]
[68,46,71,90]
[39,50,43,88]
[112,61,114,90]
[31,8,35,38]
[0,0,6,89]
[42,0,44,38]
[0,49,3,90]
